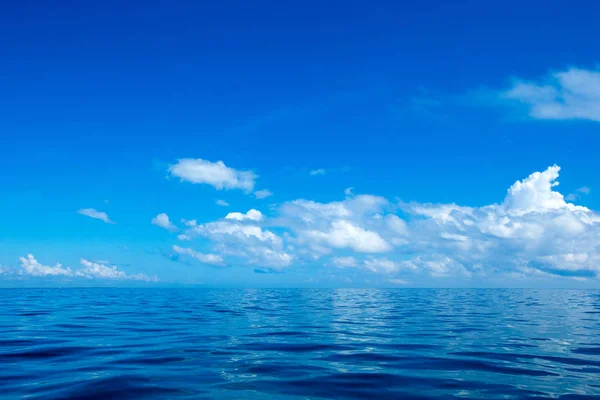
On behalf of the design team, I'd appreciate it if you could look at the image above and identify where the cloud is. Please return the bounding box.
[363,257,401,273]
[502,66,600,122]
[151,213,178,232]
[78,259,157,282]
[332,256,358,268]
[303,220,391,253]
[187,221,281,245]
[77,208,114,224]
[16,255,157,282]
[344,187,354,196]
[216,199,230,207]
[178,211,292,268]
[254,189,273,199]
[168,158,257,192]
[170,165,600,282]
[310,169,326,176]
[399,165,599,278]
[225,209,264,221]
[19,254,73,276]
[172,245,225,266]
[566,187,591,202]
[275,195,394,255]
[388,278,409,285]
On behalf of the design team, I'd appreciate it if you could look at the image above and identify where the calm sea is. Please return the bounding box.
[1,288,600,399]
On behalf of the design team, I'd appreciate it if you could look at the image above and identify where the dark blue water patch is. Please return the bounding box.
[572,347,600,355]
[2,288,600,399]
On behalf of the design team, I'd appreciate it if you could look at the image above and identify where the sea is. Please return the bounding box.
[1,288,600,399]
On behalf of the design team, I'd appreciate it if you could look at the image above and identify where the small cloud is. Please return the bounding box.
[78,259,157,282]
[578,186,591,195]
[225,209,264,221]
[216,199,230,207]
[310,168,326,176]
[172,245,225,266]
[77,208,115,224]
[254,189,273,199]
[19,254,73,276]
[332,256,358,268]
[388,278,409,285]
[566,186,591,202]
[151,213,178,232]
[501,66,600,122]
[168,158,257,192]
[344,187,354,196]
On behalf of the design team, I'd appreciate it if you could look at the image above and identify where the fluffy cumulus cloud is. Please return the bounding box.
[275,195,395,256]
[77,208,114,224]
[400,165,599,279]
[502,66,600,122]
[78,259,157,282]
[169,164,600,282]
[177,209,293,269]
[19,254,73,276]
[14,255,157,282]
[168,158,257,192]
[225,209,264,222]
[151,213,178,232]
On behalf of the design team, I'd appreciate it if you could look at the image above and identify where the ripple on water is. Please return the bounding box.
[1,288,600,399]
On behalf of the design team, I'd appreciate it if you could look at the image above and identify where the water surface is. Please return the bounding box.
[2,288,600,399]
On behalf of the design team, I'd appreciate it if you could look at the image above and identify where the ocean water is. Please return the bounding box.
[1,289,600,399]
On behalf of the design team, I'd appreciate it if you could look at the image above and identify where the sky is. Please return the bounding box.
[1,0,600,288]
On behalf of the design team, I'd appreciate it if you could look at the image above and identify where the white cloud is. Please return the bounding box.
[310,169,326,176]
[276,195,393,255]
[77,208,114,224]
[16,255,157,282]
[168,158,257,192]
[388,278,409,285]
[400,165,600,278]
[502,66,600,122]
[169,165,600,282]
[303,220,391,253]
[78,259,157,282]
[565,186,591,202]
[172,245,225,266]
[344,187,354,196]
[332,256,358,268]
[193,221,281,245]
[363,257,401,273]
[254,189,273,199]
[151,213,178,232]
[19,254,73,277]
[177,210,291,268]
[216,199,230,207]
[225,209,264,222]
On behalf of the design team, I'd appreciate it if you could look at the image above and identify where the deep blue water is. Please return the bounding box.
[2,289,600,399]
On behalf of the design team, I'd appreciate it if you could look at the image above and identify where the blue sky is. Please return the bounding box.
[1,0,600,287]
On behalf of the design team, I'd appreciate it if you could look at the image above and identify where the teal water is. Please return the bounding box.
[1,289,600,399]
